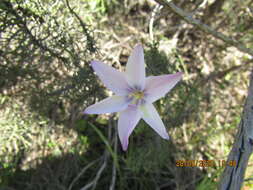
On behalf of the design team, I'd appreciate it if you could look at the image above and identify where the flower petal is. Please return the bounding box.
[118,105,141,151]
[84,96,129,114]
[126,44,146,90]
[140,103,169,140]
[144,72,183,103]
[91,61,130,95]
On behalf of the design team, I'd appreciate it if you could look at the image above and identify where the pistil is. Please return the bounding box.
[128,91,145,105]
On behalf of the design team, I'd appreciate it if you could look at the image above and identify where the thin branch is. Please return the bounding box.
[91,154,108,190]
[244,177,253,182]
[79,118,115,190]
[65,0,96,53]
[80,152,108,190]
[154,0,253,57]
[109,120,118,190]
[199,60,253,86]
[68,158,100,190]
[149,4,163,42]
[218,69,253,189]
[3,1,68,63]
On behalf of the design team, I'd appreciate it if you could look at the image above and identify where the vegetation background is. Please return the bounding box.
[0,0,253,189]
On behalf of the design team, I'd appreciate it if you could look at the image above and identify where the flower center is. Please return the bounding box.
[130,91,144,100]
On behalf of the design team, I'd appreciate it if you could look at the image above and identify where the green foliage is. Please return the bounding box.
[145,42,171,75]
[223,0,253,47]
[88,122,119,169]
[196,174,217,190]
[0,94,48,185]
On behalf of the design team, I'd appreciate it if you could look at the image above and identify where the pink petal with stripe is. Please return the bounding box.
[125,44,146,90]
[144,72,183,103]
[140,103,169,140]
[118,105,141,151]
[84,96,129,114]
[91,61,130,95]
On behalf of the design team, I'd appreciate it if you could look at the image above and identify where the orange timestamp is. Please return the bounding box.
[176,160,237,167]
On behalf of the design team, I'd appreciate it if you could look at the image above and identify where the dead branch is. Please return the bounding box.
[79,117,116,190]
[109,120,118,190]
[154,0,253,57]
[79,154,108,190]
[199,60,253,86]
[65,0,96,53]
[149,4,163,42]
[218,69,253,189]
[68,158,100,190]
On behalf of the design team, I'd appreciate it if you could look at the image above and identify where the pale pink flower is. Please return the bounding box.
[84,44,183,151]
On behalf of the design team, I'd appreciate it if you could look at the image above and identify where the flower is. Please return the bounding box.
[84,44,183,151]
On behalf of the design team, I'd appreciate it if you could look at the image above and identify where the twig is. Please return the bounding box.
[154,0,253,57]
[65,0,96,53]
[68,158,100,190]
[218,69,253,189]
[14,12,67,63]
[109,120,118,190]
[80,152,108,190]
[91,154,108,190]
[244,177,253,182]
[149,4,163,42]
[199,60,253,86]
[80,118,115,190]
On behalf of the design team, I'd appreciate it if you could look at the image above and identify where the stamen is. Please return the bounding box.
[128,91,145,106]
[129,91,144,100]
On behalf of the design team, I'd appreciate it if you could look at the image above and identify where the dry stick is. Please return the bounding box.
[68,158,100,190]
[218,69,253,189]
[80,155,108,190]
[79,148,109,190]
[154,0,253,57]
[65,0,96,53]
[109,120,117,190]
[149,4,163,42]
[198,60,253,86]
[80,118,114,190]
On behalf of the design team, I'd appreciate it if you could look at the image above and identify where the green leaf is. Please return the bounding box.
[88,122,120,170]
